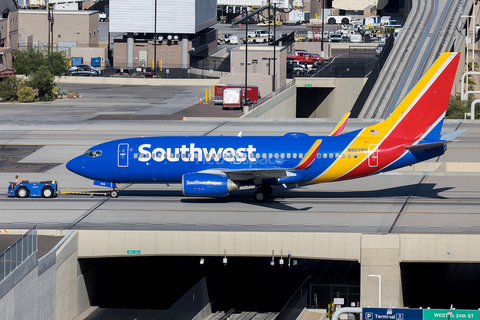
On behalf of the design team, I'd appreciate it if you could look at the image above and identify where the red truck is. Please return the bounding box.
[213,84,261,107]
[286,51,322,66]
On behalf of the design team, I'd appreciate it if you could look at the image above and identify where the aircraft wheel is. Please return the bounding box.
[41,186,54,198]
[253,189,267,203]
[16,187,29,198]
[110,190,119,198]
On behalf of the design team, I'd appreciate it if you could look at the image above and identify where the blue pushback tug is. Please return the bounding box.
[8,181,58,198]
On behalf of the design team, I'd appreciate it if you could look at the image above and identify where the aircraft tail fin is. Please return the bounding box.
[367,52,460,143]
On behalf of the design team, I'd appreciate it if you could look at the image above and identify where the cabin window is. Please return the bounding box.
[256,153,261,159]
[268,153,273,158]
[317,153,321,159]
[354,153,358,158]
[298,153,303,158]
[342,153,345,158]
[323,153,327,159]
[348,153,351,158]
[287,153,291,158]
[329,153,333,159]
[274,153,279,158]
[293,153,297,159]
[262,153,267,159]
[335,153,339,158]
[134,153,138,159]
[281,153,285,158]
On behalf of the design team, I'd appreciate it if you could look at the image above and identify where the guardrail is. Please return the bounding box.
[253,79,296,109]
[0,225,37,282]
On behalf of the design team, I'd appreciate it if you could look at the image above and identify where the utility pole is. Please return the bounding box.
[245,5,248,114]
[154,0,157,74]
[273,2,276,91]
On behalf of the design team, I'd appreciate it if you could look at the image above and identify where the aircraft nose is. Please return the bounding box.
[66,156,83,174]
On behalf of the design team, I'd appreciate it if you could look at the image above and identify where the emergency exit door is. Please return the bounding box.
[118,143,129,167]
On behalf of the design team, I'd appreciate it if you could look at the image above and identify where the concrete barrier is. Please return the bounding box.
[56,76,219,87]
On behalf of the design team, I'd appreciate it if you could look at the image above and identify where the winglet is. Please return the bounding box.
[329,112,351,136]
[293,139,322,170]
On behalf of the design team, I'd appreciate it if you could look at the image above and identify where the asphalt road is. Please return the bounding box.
[0,83,479,235]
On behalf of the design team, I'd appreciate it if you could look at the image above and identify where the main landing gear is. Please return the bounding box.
[253,185,273,203]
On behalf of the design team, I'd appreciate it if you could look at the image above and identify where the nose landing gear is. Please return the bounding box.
[253,185,273,202]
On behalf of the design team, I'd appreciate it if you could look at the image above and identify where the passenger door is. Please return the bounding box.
[368,144,378,167]
[118,143,129,167]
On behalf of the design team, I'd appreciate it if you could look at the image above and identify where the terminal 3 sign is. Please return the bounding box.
[363,308,480,320]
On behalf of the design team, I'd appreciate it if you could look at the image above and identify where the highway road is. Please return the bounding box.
[1,84,479,234]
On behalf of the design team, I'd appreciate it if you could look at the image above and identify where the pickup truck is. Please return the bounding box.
[248,30,272,38]
[286,51,322,66]
[241,30,272,43]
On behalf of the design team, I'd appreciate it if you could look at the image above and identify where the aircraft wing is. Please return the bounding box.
[197,168,304,184]
[196,138,322,183]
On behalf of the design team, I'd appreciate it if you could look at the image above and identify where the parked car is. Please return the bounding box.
[286,60,308,77]
[69,64,102,74]
[137,67,153,78]
[68,65,100,76]
[115,68,131,76]
[329,33,343,42]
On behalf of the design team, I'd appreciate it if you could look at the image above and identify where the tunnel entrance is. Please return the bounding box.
[79,256,360,319]
[402,262,480,308]
[296,87,333,118]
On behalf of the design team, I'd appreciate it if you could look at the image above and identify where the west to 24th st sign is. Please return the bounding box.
[363,308,480,320]
[424,310,480,320]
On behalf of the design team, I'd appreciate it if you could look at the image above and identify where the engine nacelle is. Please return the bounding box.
[182,173,239,197]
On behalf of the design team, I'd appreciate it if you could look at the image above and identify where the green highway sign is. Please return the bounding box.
[127,250,141,255]
[305,84,313,87]
[424,310,480,320]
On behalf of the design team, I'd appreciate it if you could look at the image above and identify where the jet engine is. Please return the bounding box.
[182,173,239,197]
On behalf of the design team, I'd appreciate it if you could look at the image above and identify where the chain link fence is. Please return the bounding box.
[0,225,37,282]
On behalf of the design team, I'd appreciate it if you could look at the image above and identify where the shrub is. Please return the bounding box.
[0,76,19,101]
[13,48,68,76]
[17,85,35,103]
[26,66,55,101]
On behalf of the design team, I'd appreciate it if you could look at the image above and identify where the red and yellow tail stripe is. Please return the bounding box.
[329,112,351,136]
[293,139,322,170]
[309,52,460,184]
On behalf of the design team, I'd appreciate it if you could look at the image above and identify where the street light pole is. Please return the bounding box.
[462,12,476,71]
[369,274,381,308]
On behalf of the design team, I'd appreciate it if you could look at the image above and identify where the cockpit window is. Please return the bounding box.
[84,150,102,157]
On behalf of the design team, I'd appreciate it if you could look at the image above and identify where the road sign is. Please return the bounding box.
[424,310,480,320]
[127,250,141,254]
[364,308,423,320]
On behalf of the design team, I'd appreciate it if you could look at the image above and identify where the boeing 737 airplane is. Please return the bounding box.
[67,52,464,202]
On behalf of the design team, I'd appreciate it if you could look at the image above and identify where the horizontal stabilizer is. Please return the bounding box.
[440,129,466,141]
[405,141,447,151]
